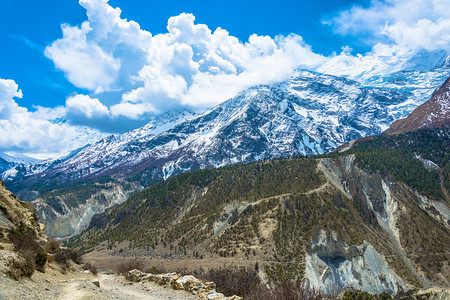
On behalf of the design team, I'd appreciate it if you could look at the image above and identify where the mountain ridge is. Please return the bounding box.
[385,76,450,135]
[4,69,448,188]
[72,126,450,294]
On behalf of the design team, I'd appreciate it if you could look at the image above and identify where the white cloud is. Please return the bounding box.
[326,0,450,51]
[6,0,447,159]
[0,78,104,159]
[45,1,325,119]
[66,94,109,118]
[45,0,151,92]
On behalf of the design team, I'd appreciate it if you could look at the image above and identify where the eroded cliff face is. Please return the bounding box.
[305,229,404,294]
[311,156,449,291]
[33,182,140,238]
[69,153,449,295]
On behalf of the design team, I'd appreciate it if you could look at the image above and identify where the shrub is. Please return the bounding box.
[54,248,82,268]
[252,281,322,300]
[198,265,323,299]
[8,223,47,275]
[146,264,168,274]
[199,266,260,299]
[82,262,98,275]
[46,238,61,254]
[7,251,35,280]
[115,258,144,277]
[342,289,392,300]
[35,248,47,272]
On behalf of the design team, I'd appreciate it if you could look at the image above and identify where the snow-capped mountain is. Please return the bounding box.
[0,153,42,173]
[0,157,15,174]
[3,68,449,192]
[0,153,41,165]
[317,49,449,82]
[385,75,450,135]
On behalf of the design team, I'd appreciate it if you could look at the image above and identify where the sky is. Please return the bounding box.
[0,0,449,159]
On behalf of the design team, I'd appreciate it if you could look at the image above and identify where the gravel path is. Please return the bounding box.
[0,271,199,300]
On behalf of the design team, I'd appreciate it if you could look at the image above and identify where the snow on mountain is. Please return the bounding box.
[0,153,42,165]
[385,75,450,135]
[0,153,42,174]
[317,49,449,82]
[3,68,448,191]
[0,157,14,174]
[1,109,196,183]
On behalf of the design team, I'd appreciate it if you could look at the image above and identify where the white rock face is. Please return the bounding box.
[32,182,138,238]
[305,230,405,295]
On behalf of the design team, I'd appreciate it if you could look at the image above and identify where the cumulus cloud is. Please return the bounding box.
[325,0,450,52]
[66,94,109,119]
[45,0,325,121]
[7,0,447,159]
[0,78,104,159]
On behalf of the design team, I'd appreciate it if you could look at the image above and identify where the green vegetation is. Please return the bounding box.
[65,127,448,288]
[9,222,47,274]
[7,174,115,196]
[197,266,323,300]
[68,158,323,252]
[342,289,392,300]
[346,127,449,200]
[42,182,115,214]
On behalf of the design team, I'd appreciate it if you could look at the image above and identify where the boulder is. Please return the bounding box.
[174,275,203,291]
[127,269,147,282]
[91,280,100,288]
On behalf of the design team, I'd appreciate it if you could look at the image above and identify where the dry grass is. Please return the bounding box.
[7,251,35,280]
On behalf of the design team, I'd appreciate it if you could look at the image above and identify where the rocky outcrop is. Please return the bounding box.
[33,182,139,238]
[305,229,405,294]
[127,269,242,300]
[0,182,46,241]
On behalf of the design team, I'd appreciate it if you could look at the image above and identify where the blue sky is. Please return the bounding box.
[0,0,449,158]
[1,0,367,111]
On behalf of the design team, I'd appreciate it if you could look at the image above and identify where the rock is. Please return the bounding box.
[204,281,216,290]
[91,280,100,288]
[207,292,225,299]
[126,270,243,299]
[174,275,203,291]
[127,269,147,282]
[227,296,243,300]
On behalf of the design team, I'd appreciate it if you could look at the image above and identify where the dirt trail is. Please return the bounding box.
[0,269,198,300]
[56,273,199,300]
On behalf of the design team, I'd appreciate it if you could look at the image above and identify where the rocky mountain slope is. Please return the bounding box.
[0,157,15,173]
[385,76,450,135]
[3,60,449,240]
[69,124,449,295]
[3,69,448,188]
[0,182,229,300]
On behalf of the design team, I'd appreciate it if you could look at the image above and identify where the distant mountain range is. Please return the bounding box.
[3,68,449,188]
[0,152,41,173]
[71,89,450,295]
[2,50,449,239]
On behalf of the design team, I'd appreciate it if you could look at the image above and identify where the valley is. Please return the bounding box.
[1,43,449,299]
[67,125,449,295]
